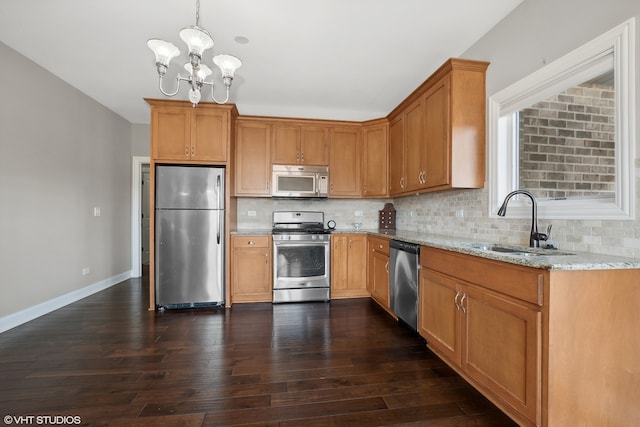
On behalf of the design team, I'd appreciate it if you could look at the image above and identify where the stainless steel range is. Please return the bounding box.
[272,211,331,303]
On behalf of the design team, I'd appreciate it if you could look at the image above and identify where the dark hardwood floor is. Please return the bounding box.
[0,273,517,426]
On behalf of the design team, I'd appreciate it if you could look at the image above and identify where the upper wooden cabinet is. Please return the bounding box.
[235,120,271,196]
[388,114,405,195]
[272,124,329,166]
[387,58,488,196]
[361,121,389,197]
[329,126,362,198]
[146,99,235,163]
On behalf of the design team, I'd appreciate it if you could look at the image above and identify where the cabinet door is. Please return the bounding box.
[329,127,361,197]
[152,107,191,160]
[235,122,271,196]
[231,237,271,303]
[462,284,541,425]
[300,126,329,165]
[347,235,367,292]
[419,269,461,363]
[370,251,390,308]
[331,234,367,298]
[405,97,426,192]
[362,123,388,197]
[423,76,450,188]
[272,125,301,164]
[388,115,405,195]
[191,108,229,162]
[331,235,349,293]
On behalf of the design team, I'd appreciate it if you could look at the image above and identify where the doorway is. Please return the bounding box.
[131,156,150,278]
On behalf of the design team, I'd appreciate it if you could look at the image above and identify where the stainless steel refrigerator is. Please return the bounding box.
[155,165,225,308]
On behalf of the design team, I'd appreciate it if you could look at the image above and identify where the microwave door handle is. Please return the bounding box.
[316,174,320,196]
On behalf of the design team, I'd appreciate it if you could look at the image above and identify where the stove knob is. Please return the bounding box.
[312,235,318,240]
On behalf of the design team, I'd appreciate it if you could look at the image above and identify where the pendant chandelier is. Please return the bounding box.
[147,0,242,106]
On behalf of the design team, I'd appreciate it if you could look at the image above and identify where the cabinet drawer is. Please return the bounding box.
[421,247,545,306]
[232,235,270,249]
[369,236,390,255]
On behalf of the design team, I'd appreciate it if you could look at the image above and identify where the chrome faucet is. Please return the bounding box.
[497,189,548,248]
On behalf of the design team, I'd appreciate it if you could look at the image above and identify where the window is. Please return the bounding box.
[488,18,635,219]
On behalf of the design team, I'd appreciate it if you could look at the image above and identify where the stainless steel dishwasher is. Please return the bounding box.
[389,240,420,332]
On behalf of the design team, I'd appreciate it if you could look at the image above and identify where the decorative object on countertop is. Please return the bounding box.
[379,203,396,230]
[352,223,363,231]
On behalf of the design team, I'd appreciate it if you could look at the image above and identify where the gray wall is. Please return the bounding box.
[0,42,132,319]
[131,124,150,157]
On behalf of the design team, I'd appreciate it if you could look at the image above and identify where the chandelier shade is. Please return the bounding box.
[147,39,180,70]
[146,0,242,106]
[179,26,214,58]
[184,63,212,81]
[213,54,242,78]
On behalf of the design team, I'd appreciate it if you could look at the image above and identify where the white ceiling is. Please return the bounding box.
[0,0,523,124]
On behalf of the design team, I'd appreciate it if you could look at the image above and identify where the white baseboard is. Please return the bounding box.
[0,271,132,334]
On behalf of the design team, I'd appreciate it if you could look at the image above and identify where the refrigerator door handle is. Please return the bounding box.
[216,174,222,244]
[216,174,222,209]
[217,209,221,245]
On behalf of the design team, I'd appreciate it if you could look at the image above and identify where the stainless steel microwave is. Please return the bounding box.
[271,165,329,198]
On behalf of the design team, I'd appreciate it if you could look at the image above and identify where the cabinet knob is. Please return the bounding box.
[248,240,255,245]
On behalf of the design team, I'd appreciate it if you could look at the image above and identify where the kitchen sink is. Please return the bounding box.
[466,243,574,257]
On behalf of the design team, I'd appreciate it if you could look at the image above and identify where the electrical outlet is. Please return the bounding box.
[247,210,257,217]
[93,207,101,217]
[354,211,363,217]
[82,267,90,276]
[455,209,464,218]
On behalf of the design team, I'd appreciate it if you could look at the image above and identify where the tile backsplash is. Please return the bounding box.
[236,184,640,259]
[237,198,391,231]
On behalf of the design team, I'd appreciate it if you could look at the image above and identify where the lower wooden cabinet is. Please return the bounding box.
[419,247,542,427]
[331,234,368,298]
[230,235,272,303]
[368,236,391,311]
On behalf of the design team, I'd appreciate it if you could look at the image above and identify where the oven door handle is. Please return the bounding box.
[274,241,330,247]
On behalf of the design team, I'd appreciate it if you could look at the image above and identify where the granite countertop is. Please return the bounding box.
[232,228,640,271]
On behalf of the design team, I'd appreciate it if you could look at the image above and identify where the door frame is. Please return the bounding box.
[131,156,150,278]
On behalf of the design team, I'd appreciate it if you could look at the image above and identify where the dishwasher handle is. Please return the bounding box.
[389,239,420,254]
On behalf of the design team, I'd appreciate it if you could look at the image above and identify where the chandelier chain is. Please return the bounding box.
[195,0,201,27]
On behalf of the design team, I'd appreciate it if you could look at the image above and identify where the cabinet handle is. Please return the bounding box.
[248,240,255,245]
[192,146,195,157]
[454,291,461,311]
[385,261,389,273]
[378,244,383,249]
[301,151,304,162]
[460,293,467,314]
[297,151,300,162]
[266,181,270,191]
[400,177,405,188]
[185,145,189,157]
[265,253,268,264]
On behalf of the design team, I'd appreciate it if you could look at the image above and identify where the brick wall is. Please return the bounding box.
[518,82,615,200]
